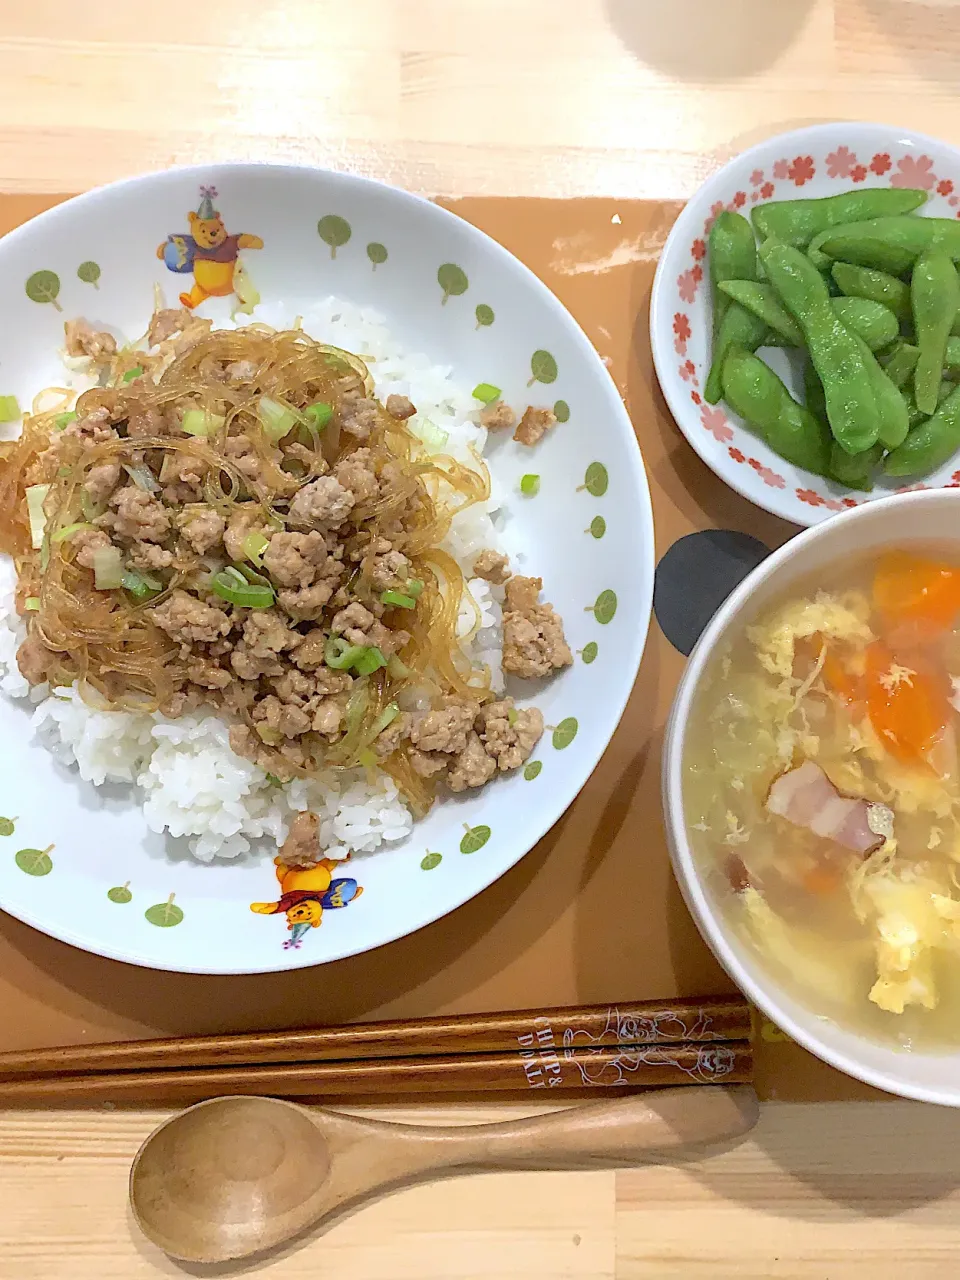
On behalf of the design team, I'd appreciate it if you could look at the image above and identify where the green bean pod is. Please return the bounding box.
[912,248,960,414]
[830,262,912,324]
[721,347,832,476]
[759,240,880,454]
[828,441,882,491]
[751,188,926,249]
[884,382,960,477]
[709,211,759,340]
[718,281,898,351]
[879,341,920,389]
[705,303,768,404]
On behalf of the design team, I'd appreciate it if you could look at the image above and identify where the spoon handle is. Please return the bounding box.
[370,1086,759,1177]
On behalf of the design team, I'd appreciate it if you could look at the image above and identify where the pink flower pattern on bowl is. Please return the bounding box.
[654,126,960,526]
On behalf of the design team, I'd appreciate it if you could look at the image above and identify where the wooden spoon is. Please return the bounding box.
[130,1086,759,1263]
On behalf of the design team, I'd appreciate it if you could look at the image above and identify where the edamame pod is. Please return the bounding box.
[828,441,882,491]
[709,211,759,340]
[831,262,912,323]
[803,358,828,425]
[912,248,960,414]
[884,382,960,477]
[851,333,909,449]
[759,240,880,454]
[810,216,960,274]
[721,347,832,475]
[719,281,898,351]
[879,341,920,389]
[705,303,768,404]
[751,188,926,249]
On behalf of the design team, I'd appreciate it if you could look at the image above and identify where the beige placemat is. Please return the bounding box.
[0,192,880,1102]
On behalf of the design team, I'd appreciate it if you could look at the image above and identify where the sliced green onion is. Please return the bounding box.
[56,466,72,478]
[39,535,49,574]
[325,636,364,670]
[122,463,160,493]
[24,597,40,611]
[26,484,50,550]
[414,418,449,452]
[242,531,270,566]
[507,707,519,726]
[54,411,77,431]
[80,489,107,522]
[51,521,92,544]
[121,568,162,600]
[387,654,411,679]
[405,578,424,599]
[520,473,540,496]
[380,589,416,609]
[265,773,281,787]
[357,748,377,769]
[472,382,501,404]
[304,401,332,430]
[92,544,123,590]
[255,724,282,745]
[181,409,225,437]
[369,701,399,739]
[258,396,299,443]
[122,366,144,383]
[234,561,272,587]
[210,569,275,609]
[354,646,387,676]
[0,396,20,422]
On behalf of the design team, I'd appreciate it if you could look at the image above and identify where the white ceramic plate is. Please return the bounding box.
[0,164,653,973]
[652,122,960,526]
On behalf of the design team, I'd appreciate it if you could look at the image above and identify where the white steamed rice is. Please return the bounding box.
[0,297,510,862]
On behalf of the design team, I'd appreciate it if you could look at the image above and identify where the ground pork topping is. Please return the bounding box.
[502,576,573,679]
[287,476,355,530]
[514,406,557,447]
[262,531,330,588]
[385,394,416,420]
[479,401,516,431]
[472,549,511,584]
[103,486,171,543]
[339,392,380,440]
[64,319,117,362]
[150,590,232,645]
[179,506,225,555]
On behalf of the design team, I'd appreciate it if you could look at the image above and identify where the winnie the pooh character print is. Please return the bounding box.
[250,855,363,951]
[157,185,263,310]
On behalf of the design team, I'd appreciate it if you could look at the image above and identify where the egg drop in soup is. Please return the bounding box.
[684,547,960,1049]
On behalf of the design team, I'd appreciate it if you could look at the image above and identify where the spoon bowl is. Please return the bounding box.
[131,1087,759,1263]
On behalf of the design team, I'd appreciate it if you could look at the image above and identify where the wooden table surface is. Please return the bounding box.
[4,0,960,1275]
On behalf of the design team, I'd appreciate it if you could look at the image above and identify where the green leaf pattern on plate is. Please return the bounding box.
[145,894,184,928]
[587,590,618,625]
[420,852,442,871]
[317,216,352,258]
[77,261,101,288]
[460,824,490,854]
[438,264,469,303]
[15,845,53,876]
[366,242,388,268]
[588,516,606,539]
[523,760,542,781]
[0,817,16,837]
[581,462,609,497]
[475,304,494,328]
[552,718,579,750]
[553,399,570,423]
[580,641,598,665]
[528,350,558,385]
[25,271,62,311]
[108,882,133,904]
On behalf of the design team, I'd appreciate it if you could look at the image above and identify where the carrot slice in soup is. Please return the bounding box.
[864,641,948,764]
[873,551,960,636]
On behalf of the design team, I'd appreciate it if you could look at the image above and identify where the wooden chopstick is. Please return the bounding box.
[0,1039,753,1107]
[0,996,750,1078]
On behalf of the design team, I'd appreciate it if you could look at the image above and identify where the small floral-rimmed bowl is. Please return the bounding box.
[651,123,960,527]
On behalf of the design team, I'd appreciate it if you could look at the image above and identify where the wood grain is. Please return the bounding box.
[3,1,960,1275]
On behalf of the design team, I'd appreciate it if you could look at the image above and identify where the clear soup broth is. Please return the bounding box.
[685,544,960,1051]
